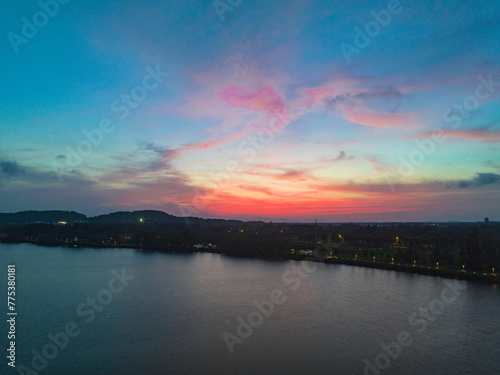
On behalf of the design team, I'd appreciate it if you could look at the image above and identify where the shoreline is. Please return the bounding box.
[323,258,499,285]
[2,240,499,285]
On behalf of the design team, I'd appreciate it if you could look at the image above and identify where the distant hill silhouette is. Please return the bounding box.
[0,210,87,224]
[89,210,181,223]
[0,209,243,225]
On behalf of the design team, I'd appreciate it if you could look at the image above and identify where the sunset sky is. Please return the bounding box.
[1,0,499,221]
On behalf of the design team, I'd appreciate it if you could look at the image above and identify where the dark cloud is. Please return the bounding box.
[106,141,176,176]
[279,169,308,179]
[0,156,190,215]
[0,161,25,175]
[324,86,403,111]
[324,94,351,111]
[446,173,500,189]
[321,151,354,163]
[138,141,171,157]
[0,159,95,189]
[475,173,500,185]
[352,86,402,101]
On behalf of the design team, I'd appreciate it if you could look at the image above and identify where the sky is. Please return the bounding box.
[0,0,499,222]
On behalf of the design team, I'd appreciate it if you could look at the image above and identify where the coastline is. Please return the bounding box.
[2,240,499,285]
[324,258,499,285]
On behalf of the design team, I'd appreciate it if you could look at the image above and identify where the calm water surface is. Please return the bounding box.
[1,243,499,374]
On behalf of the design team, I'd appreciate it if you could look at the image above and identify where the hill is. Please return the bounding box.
[0,210,87,224]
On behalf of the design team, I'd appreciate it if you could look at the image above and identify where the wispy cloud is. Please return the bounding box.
[407,128,500,143]
[321,150,355,163]
[218,86,288,115]
[176,123,257,152]
[339,105,419,130]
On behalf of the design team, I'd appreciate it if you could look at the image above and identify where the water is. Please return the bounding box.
[1,243,499,375]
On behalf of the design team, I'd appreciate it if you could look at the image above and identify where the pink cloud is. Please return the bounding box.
[407,128,500,143]
[168,85,294,157]
[170,75,421,157]
[178,123,257,152]
[296,88,335,107]
[218,86,288,115]
[171,82,335,156]
[340,105,419,130]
